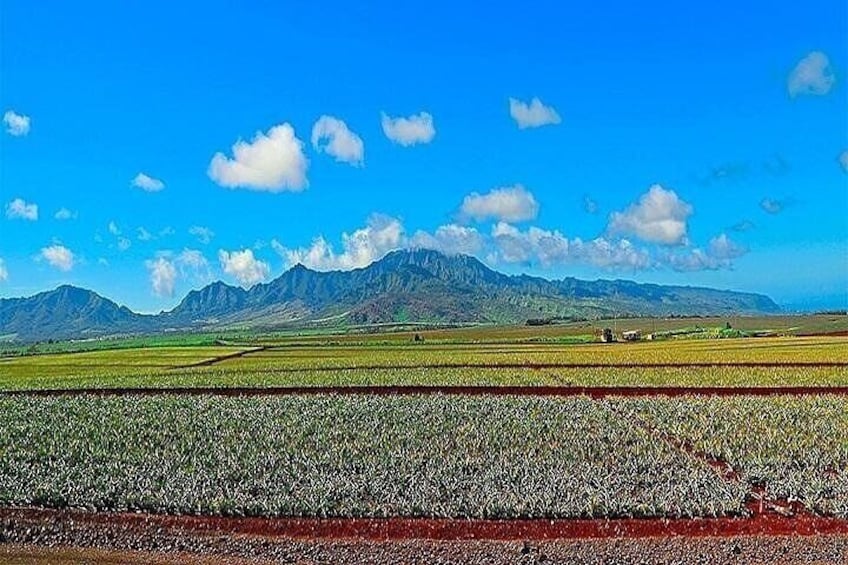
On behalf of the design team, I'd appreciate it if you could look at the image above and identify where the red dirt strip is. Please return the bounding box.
[3,385,848,397]
[169,361,848,371]
[2,508,847,540]
[602,401,741,482]
[172,347,268,369]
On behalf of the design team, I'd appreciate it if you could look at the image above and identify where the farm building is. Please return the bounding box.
[621,330,641,341]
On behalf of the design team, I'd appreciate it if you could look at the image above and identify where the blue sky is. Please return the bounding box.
[1,0,846,313]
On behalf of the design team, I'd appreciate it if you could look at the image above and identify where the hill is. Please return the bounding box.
[0,285,155,342]
[0,250,781,341]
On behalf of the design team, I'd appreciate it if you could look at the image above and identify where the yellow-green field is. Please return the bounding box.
[0,335,845,391]
[229,313,848,346]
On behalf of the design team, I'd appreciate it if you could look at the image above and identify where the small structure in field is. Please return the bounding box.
[621,330,641,341]
[601,328,615,343]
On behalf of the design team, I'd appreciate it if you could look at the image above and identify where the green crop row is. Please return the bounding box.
[232,337,848,367]
[2,365,848,391]
[7,336,847,371]
[0,365,848,390]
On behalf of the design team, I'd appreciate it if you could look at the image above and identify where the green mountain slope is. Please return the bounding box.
[0,285,155,341]
[0,250,781,341]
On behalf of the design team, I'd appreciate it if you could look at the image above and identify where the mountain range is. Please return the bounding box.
[0,249,781,342]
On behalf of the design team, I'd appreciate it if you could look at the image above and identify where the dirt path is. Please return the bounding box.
[3,507,848,563]
[170,347,267,369]
[602,400,825,521]
[2,507,847,541]
[0,534,848,565]
[4,536,847,565]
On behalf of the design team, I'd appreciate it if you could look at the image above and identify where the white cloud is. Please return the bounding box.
[146,257,177,297]
[0,258,7,282]
[5,198,38,221]
[492,223,570,265]
[266,208,738,274]
[665,249,715,272]
[491,223,652,270]
[381,112,435,146]
[208,123,308,192]
[410,224,484,256]
[54,208,77,220]
[40,245,75,272]
[105,221,131,250]
[839,150,848,173]
[189,226,215,244]
[146,249,212,296]
[132,172,165,192]
[311,115,364,166]
[760,198,785,214]
[583,195,599,214]
[491,222,549,263]
[665,233,746,272]
[460,185,539,223]
[178,249,208,270]
[607,185,692,245]
[219,249,270,286]
[708,233,746,261]
[788,51,835,97]
[177,248,212,283]
[274,214,404,271]
[137,227,154,241]
[577,237,653,270]
[3,110,30,136]
[509,97,561,129]
[731,220,755,232]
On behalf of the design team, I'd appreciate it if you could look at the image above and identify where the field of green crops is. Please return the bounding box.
[1,394,845,520]
[0,336,846,391]
[0,328,846,523]
[3,365,847,392]
[246,313,848,345]
[0,395,746,519]
[224,338,848,367]
[616,395,848,517]
[4,314,843,357]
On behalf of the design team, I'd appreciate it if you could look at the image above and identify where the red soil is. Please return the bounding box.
[2,508,846,541]
[170,361,848,371]
[5,384,848,397]
[604,403,741,483]
[175,347,268,368]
